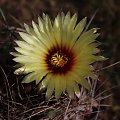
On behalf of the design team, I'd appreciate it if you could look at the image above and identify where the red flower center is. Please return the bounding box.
[45,45,76,75]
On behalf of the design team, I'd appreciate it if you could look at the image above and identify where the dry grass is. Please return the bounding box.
[0,62,113,120]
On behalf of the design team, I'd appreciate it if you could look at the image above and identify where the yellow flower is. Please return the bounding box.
[13,12,105,99]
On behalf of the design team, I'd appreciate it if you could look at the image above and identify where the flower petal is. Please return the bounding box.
[46,78,54,99]
[73,82,81,98]
[66,79,75,98]
[72,17,87,42]
[54,75,64,99]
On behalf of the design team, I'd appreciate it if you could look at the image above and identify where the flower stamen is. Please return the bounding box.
[50,51,68,67]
